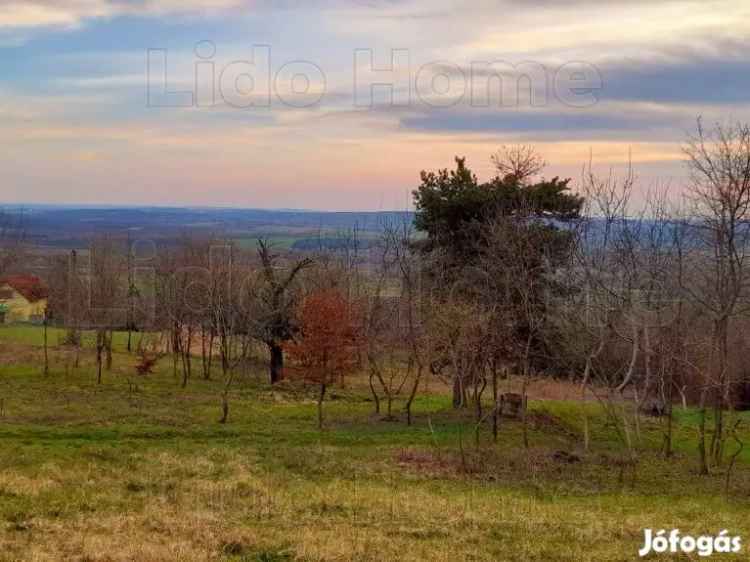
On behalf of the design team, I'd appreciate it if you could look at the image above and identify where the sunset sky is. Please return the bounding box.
[1,0,748,210]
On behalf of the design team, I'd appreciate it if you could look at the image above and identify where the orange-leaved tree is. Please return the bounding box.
[286,288,362,429]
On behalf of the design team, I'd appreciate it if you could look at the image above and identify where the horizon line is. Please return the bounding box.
[0,202,416,214]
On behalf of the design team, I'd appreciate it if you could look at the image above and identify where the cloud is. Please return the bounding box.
[0,0,246,30]
[0,3,89,28]
[396,103,687,140]
[596,42,750,105]
[0,0,409,30]
[0,0,747,208]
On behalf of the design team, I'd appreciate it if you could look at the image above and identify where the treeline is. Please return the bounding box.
[30,119,750,478]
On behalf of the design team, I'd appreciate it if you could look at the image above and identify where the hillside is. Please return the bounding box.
[0,325,748,561]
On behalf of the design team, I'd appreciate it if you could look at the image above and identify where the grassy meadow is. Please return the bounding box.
[0,324,749,561]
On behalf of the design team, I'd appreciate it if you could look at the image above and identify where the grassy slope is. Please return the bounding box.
[0,325,749,561]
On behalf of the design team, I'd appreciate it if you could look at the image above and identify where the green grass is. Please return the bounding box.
[0,325,749,561]
[0,324,134,352]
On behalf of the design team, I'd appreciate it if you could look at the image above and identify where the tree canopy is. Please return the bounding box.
[412,150,585,376]
[413,155,583,262]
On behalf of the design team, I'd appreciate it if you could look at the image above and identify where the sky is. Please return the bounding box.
[0,0,748,210]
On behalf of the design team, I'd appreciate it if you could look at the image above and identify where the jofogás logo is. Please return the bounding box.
[639,529,742,557]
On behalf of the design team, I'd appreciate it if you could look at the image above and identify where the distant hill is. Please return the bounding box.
[7,206,415,250]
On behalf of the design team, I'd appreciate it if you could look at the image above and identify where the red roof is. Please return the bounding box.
[0,275,48,303]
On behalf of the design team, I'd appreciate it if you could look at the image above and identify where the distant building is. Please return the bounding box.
[0,275,48,324]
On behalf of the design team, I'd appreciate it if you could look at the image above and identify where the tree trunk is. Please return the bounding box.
[521,375,529,449]
[664,400,674,459]
[521,343,532,450]
[220,331,230,375]
[172,323,180,379]
[368,371,381,415]
[405,366,422,427]
[269,343,284,384]
[712,317,729,466]
[318,382,327,430]
[220,394,229,424]
[475,376,486,422]
[201,325,213,380]
[662,364,674,458]
[698,389,709,475]
[492,361,499,443]
[181,326,192,389]
[181,354,189,388]
[712,401,725,466]
[452,376,463,409]
[105,330,113,371]
[43,316,49,376]
[219,365,236,424]
[96,333,104,385]
[207,331,214,379]
[201,326,207,378]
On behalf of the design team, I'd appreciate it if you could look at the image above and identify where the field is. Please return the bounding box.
[14,207,407,253]
[1,325,749,561]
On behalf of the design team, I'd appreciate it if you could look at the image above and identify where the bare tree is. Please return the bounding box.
[491,145,546,185]
[89,237,124,385]
[563,160,682,466]
[125,232,138,353]
[364,219,428,424]
[251,240,312,384]
[211,248,249,425]
[156,243,191,387]
[682,118,750,468]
